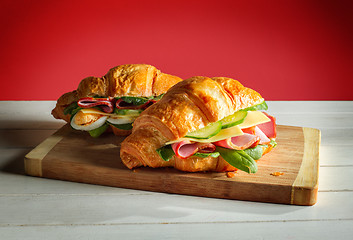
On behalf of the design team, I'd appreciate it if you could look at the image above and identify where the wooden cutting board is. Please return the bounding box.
[24,124,320,206]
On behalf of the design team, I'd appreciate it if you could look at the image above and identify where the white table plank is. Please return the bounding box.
[267,101,353,113]
[0,192,352,225]
[320,145,353,166]
[320,129,353,146]
[0,101,61,130]
[318,167,353,191]
[275,113,353,129]
[1,220,352,240]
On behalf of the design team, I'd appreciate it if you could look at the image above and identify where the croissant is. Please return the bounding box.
[120,76,277,173]
[51,64,182,136]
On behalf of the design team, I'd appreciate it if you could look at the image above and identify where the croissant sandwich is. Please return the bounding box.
[120,76,277,173]
[51,64,182,137]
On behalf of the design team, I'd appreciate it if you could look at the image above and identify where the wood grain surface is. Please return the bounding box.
[24,124,320,205]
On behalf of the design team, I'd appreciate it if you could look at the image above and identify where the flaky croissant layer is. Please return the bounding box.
[120,76,273,172]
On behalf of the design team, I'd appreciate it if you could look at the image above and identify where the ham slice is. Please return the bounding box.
[171,140,216,159]
[213,134,260,150]
[78,97,115,113]
[241,126,256,135]
[254,126,270,144]
[116,99,157,110]
[213,125,272,150]
[257,112,276,138]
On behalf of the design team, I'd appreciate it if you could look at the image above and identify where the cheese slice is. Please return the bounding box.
[237,111,270,129]
[166,111,270,144]
[80,108,140,118]
[80,108,114,116]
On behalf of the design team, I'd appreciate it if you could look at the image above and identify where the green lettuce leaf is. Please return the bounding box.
[156,145,175,162]
[116,94,165,106]
[64,102,81,115]
[243,145,263,160]
[216,146,258,173]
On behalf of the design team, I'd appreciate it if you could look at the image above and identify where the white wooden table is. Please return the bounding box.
[0,101,352,239]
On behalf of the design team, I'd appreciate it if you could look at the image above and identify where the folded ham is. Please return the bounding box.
[257,112,277,138]
[78,97,115,113]
[213,134,260,150]
[172,140,216,159]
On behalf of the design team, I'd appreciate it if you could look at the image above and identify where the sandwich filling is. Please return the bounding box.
[64,94,164,137]
[156,101,277,173]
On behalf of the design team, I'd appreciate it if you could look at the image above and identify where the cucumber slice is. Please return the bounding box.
[243,101,268,111]
[193,152,220,158]
[114,109,142,115]
[220,110,247,129]
[185,121,222,139]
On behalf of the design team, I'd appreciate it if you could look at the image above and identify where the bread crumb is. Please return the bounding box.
[271,172,284,176]
[226,172,236,178]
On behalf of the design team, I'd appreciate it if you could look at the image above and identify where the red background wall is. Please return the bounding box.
[1,0,352,100]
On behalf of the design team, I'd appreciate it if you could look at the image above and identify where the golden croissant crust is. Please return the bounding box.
[51,64,182,135]
[120,76,270,172]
